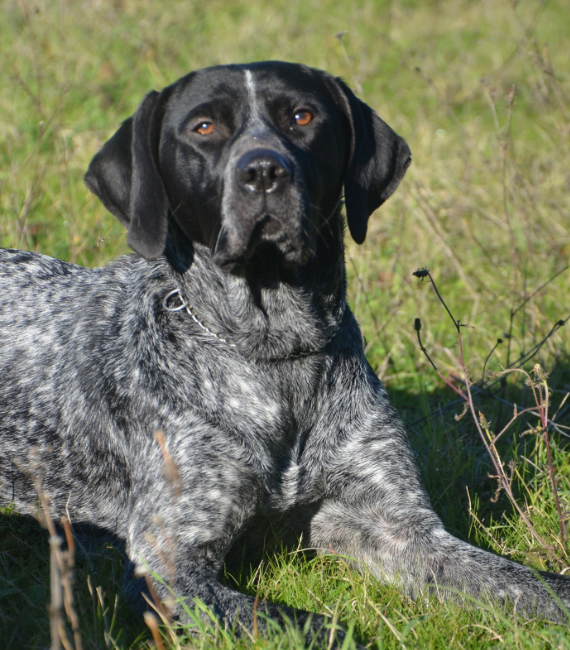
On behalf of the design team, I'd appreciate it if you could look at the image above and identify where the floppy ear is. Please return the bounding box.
[328,77,412,244]
[84,91,169,259]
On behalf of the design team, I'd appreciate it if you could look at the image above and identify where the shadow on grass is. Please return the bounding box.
[0,514,144,650]
[391,352,570,553]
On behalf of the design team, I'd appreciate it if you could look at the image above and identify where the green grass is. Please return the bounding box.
[1,0,569,647]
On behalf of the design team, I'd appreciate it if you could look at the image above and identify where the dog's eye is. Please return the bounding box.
[293,110,313,127]
[194,121,215,135]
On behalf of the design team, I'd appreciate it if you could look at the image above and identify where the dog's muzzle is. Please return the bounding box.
[214,147,311,270]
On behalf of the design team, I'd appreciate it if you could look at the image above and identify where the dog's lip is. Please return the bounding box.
[212,237,310,272]
[214,257,245,273]
[212,209,314,272]
[211,247,245,271]
[211,213,274,266]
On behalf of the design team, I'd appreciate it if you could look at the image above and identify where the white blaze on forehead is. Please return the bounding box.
[245,69,261,122]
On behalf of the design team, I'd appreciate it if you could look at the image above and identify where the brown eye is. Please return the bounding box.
[194,121,215,135]
[294,110,313,127]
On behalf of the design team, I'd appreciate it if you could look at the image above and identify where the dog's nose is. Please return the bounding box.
[236,149,292,194]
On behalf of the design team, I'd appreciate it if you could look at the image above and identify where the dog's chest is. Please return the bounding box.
[189,351,326,506]
[190,352,285,432]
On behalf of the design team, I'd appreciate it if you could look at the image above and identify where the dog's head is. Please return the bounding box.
[85,61,411,270]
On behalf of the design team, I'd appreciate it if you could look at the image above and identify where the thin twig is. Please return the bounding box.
[334,32,363,96]
[533,368,567,546]
[414,317,466,399]
[412,270,558,554]
[481,339,503,385]
[511,265,569,318]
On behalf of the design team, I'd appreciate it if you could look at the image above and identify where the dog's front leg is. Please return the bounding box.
[307,362,570,621]
[128,531,348,644]
[122,426,346,645]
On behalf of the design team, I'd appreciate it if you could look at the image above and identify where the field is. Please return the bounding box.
[1,0,569,648]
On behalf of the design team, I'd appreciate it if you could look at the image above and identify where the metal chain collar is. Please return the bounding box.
[163,288,344,361]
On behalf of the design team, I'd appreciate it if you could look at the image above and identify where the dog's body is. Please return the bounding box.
[1,62,568,640]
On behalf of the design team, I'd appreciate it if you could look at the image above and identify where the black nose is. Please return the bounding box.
[236,149,292,194]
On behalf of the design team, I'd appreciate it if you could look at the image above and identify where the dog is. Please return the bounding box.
[1,61,568,643]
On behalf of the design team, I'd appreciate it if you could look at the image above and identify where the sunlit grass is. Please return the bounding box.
[0,0,569,647]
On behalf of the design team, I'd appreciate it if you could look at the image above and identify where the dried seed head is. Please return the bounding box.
[478,411,490,430]
[532,364,548,382]
[134,564,150,578]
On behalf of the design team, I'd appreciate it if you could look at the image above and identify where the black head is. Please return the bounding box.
[84,61,411,268]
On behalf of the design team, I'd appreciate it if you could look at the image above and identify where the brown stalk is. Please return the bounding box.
[144,612,166,650]
[413,270,559,555]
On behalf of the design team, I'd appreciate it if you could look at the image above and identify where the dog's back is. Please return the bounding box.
[0,250,144,525]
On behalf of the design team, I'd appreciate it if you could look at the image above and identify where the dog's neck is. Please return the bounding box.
[164,210,347,362]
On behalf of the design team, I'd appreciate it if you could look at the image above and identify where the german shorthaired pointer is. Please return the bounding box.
[1,61,568,643]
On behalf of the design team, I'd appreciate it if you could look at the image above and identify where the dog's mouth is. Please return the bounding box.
[212,212,313,273]
[250,213,281,241]
[216,244,311,276]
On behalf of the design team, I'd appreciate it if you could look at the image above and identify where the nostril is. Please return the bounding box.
[241,166,257,184]
[268,162,289,180]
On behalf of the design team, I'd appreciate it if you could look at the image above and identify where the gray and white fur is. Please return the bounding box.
[1,62,568,644]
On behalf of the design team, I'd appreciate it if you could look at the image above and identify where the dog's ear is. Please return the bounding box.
[327,77,412,244]
[84,91,169,259]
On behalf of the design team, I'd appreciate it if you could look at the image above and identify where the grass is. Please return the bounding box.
[1,0,569,647]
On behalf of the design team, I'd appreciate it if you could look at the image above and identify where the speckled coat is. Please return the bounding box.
[1,62,568,643]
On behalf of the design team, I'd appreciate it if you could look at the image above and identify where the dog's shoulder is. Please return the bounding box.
[0,247,84,278]
[0,249,172,349]
[0,247,163,291]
